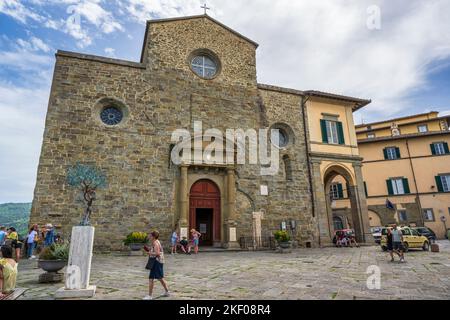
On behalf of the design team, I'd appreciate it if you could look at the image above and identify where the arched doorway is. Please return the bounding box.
[368,210,382,227]
[189,180,221,246]
[333,216,344,231]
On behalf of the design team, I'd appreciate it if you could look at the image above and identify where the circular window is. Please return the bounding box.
[270,123,295,149]
[100,107,123,126]
[190,54,218,79]
[277,130,289,148]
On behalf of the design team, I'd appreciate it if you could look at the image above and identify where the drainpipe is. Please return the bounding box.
[301,96,320,246]
[406,138,424,227]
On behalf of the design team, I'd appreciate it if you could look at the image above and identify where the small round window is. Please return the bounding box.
[191,55,218,79]
[273,129,288,148]
[100,107,123,126]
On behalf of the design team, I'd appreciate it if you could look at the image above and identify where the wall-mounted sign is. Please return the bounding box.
[200,224,207,234]
[281,221,287,231]
[260,185,269,196]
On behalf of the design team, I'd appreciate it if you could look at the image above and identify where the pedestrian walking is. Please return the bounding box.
[392,225,406,263]
[143,231,170,300]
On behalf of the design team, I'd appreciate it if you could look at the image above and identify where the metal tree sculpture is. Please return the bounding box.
[67,164,107,226]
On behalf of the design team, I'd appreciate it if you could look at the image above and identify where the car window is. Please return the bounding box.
[411,230,419,236]
[402,229,411,236]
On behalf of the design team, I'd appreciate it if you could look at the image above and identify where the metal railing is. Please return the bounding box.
[239,236,276,250]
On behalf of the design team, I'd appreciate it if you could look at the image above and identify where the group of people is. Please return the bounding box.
[0,223,57,298]
[170,228,202,255]
[385,224,406,263]
[24,223,59,260]
[335,231,360,248]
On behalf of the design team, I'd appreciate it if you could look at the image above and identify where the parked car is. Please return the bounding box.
[381,227,430,252]
[371,227,382,244]
[413,227,436,243]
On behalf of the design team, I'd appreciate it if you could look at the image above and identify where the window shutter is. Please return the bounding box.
[337,122,345,145]
[435,176,444,192]
[402,178,411,194]
[444,143,450,154]
[383,148,388,160]
[395,148,401,159]
[431,144,436,155]
[386,180,394,195]
[337,184,344,199]
[320,120,328,144]
[364,182,368,198]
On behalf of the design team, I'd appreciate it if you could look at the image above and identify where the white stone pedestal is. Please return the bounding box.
[55,226,96,299]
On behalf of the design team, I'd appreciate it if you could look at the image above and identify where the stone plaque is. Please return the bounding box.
[229,227,237,242]
[180,227,188,239]
[260,185,268,196]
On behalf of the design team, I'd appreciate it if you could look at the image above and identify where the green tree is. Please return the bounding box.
[67,164,107,226]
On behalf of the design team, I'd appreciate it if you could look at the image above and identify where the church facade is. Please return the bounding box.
[30,15,373,250]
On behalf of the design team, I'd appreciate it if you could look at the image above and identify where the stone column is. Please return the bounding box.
[311,160,333,246]
[351,163,374,244]
[224,168,240,249]
[55,226,96,299]
[179,165,189,239]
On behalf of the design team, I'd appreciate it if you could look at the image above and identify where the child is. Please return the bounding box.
[170,228,179,255]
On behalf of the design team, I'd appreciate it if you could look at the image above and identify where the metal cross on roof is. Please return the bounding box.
[201,3,210,15]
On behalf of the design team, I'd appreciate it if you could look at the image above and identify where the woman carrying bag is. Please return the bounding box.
[143,231,170,300]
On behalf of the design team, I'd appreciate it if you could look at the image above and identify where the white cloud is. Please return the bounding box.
[104,47,115,57]
[123,0,203,23]
[0,82,50,203]
[16,37,51,53]
[0,0,45,23]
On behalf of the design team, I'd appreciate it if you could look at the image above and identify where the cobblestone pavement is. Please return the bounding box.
[16,241,450,300]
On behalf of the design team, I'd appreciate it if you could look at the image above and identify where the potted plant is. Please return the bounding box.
[124,232,149,251]
[274,231,291,249]
[38,243,69,273]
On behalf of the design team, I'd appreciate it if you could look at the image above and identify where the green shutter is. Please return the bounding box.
[383,148,388,160]
[444,143,450,154]
[364,182,368,198]
[337,184,344,199]
[403,178,411,194]
[337,122,345,145]
[386,180,394,195]
[396,148,401,159]
[320,120,328,144]
[431,144,436,155]
[436,176,444,192]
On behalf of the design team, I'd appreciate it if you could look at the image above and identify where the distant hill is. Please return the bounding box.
[0,203,31,236]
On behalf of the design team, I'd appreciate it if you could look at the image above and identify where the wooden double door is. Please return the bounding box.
[189,180,221,246]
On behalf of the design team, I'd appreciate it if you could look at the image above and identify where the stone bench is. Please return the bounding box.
[0,288,28,300]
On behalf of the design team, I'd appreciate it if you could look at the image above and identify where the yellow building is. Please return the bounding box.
[353,112,450,239]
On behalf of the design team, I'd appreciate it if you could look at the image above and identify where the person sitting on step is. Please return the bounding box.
[0,246,18,299]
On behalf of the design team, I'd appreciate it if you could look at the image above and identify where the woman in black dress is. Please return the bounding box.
[143,231,170,300]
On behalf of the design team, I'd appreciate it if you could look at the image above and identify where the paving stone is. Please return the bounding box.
[16,241,450,300]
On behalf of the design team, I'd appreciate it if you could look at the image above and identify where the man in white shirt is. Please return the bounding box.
[391,225,405,263]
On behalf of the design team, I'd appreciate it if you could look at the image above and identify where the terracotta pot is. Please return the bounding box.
[38,260,67,273]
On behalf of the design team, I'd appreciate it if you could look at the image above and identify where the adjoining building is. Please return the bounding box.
[29,14,373,250]
[332,111,450,239]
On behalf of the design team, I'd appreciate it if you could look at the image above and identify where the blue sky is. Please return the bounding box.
[1,0,450,203]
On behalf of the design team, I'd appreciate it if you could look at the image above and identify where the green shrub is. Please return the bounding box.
[274,230,291,243]
[124,232,149,245]
[39,243,70,261]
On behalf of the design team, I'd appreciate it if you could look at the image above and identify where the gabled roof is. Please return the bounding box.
[303,90,372,111]
[140,14,259,62]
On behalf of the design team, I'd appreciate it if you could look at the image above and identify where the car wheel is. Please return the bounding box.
[403,242,409,253]
[381,246,388,252]
[423,241,430,251]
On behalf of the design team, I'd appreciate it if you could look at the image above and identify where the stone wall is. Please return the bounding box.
[30,16,317,250]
